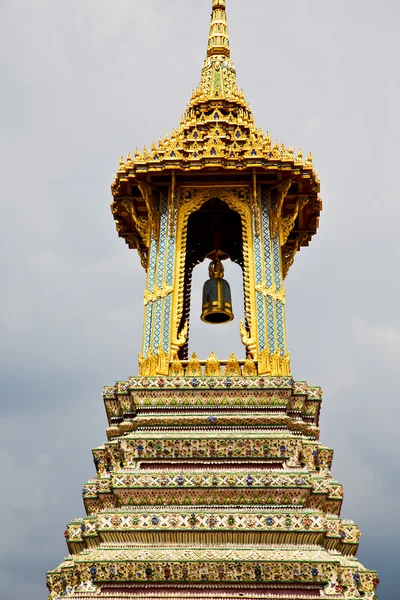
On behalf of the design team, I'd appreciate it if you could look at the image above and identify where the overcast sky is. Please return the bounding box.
[1,1,399,598]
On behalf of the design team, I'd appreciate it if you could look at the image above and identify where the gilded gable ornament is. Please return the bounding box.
[205,352,222,377]
[186,353,202,377]
[242,356,257,377]
[225,353,241,377]
[169,354,184,377]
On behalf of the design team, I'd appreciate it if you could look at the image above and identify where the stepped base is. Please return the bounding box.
[47,377,378,600]
[48,544,378,599]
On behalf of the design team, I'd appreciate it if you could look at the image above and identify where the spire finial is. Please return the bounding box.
[208,0,230,58]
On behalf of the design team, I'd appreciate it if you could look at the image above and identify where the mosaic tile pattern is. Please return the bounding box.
[143,235,158,355]
[254,219,266,351]
[261,188,273,289]
[272,233,285,353]
[162,294,172,354]
[162,189,177,352]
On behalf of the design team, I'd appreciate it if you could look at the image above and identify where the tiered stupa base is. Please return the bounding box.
[47,376,379,599]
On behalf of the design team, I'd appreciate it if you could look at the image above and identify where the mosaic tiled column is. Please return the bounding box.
[253,187,287,357]
[143,190,177,357]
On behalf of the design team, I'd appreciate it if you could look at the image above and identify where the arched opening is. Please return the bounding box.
[178,198,246,359]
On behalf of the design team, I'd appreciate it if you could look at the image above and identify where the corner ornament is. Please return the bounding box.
[239,320,257,359]
[138,348,169,377]
[171,321,189,356]
[258,348,291,376]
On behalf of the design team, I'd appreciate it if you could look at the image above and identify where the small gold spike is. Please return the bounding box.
[156,348,169,376]
[147,350,158,376]
[225,353,241,377]
[138,351,157,377]
[138,353,146,377]
[205,352,222,377]
[186,352,202,377]
[280,353,291,376]
[242,356,257,377]
[271,349,282,376]
[305,151,313,166]
[258,348,272,376]
[169,354,184,377]
[295,148,303,164]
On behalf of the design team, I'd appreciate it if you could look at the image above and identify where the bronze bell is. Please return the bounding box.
[201,259,234,324]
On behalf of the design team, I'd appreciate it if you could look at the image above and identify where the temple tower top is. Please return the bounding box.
[110,0,322,376]
[208,0,230,57]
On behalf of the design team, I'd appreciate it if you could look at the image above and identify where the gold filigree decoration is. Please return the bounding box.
[280,353,291,376]
[239,319,257,358]
[172,187,257,360]
[280,196,309,247]
[186,353,202,377]
[205,352,222,377]
[144,283,174,306]
[138,348,175,376]
[252,170,259,237]
[137,182,159,239]
[242,356,257,377]
[171,321,188,356]
[255,282,286,305]
[272,350,290,376]
[118,199,149,241]
[269,180,292,239]
[178,186,250,209]
[203,132,226,158]
[258,348,272,375]
[169,354,184,377]
[258,348,291,376]
[157,348,169,376]
[169,172,176,238]
[225,353,241,376]
[138,350,158,377]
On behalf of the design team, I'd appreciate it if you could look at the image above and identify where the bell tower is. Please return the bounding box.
[111,0,320,377]
[47,2,379,599]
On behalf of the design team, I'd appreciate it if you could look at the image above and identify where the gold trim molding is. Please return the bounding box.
[171,186,258,359]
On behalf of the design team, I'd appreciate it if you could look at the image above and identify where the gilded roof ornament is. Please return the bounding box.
[111,0,322,279]
[225,353,241,377]
[205,352,222,377]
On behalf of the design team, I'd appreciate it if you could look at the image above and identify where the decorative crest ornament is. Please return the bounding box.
[169,354,184,377]
[186,352,202,377]
[225,353,241,376]
[242,355,258,377]
[205,352,222,377]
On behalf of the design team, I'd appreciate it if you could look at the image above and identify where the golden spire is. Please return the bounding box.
[194,0,240,101]
[208,0,230,58]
